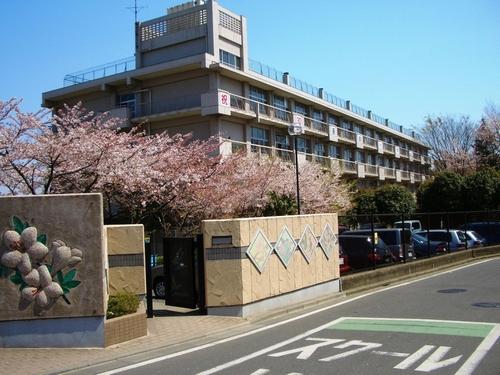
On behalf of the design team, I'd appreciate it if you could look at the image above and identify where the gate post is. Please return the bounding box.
[145,242,154,318]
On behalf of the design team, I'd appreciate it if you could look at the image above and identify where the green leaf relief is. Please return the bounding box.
[65,280,81,289]
[63,269,77,283]
[12,216,27,235]
[10,270,23,285]
[37,234,47,245]
[57,271,64,285]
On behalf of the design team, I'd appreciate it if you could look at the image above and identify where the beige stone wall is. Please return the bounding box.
[202,214,339,308]
[0,194,106,321]
[105,225,146,296]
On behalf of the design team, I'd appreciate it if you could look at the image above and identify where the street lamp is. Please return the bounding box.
[288,114,305,215]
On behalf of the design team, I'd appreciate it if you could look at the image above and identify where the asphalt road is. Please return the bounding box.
[88,259,500,375]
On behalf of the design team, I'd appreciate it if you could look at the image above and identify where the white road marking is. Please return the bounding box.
[395,345,436,370]
[268,338,345,360]
[455,325,500,375]
[96,259,494,375]
[372,350,409,357]
[196,317,346,375]
[250,370,269,375]
[414,346,462,372]
[319,340,382,362]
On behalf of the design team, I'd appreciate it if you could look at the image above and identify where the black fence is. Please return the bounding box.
[337,210,500,274]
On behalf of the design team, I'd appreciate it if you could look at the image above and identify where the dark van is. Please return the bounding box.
[339,235,393,270]
[342,228,415,261]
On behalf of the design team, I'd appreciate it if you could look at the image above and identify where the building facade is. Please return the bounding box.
[42,0,431,190]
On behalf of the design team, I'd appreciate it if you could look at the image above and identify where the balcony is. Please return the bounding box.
[338,128,356,143]
[400,148,410,159]
[365,164,378,176]
[363,136,377,150]
[383,143,395,155]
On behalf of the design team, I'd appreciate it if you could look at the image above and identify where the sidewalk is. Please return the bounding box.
[0,300,249,375]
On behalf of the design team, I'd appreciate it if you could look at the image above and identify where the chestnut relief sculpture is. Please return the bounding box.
[0,216,84,312]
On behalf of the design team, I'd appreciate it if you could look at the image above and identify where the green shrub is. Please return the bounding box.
[106,292,140,320]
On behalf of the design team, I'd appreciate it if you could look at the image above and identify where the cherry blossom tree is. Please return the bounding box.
[0,99,352,234]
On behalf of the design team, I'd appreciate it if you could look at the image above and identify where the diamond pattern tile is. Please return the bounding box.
[246,229,273,273]
[319,223,337,259]
[274,226,296,267]
[298,225,317,263]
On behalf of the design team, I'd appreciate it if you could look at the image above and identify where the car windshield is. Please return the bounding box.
[470,231,485,241]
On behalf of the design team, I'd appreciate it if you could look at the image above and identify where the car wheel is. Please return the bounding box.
[153,277,165,298]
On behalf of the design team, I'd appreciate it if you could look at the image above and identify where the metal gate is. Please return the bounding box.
[145,234,206,317]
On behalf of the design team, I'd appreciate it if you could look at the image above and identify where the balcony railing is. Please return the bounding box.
[384,168,396,179]
[221,138,428,182]
[365,164,378,176]
[383,143,395,154]
[338,128,356,143]
[363,136,377,149]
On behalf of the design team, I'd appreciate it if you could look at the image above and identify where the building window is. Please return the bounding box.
[327,114,339,126]
[249,86,267,114]
[275,134,290,150]
[314,142,325,156]
[117,93,136,117]
[343,148,354,161]
[219,50,241,69]
[296,137,310,153]
[273,95,288,120]
[294,102,307,115]
[251,127,269,146]
[329,145,341,159]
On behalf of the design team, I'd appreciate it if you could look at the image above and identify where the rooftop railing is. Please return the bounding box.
[248,59,418,142]
[63,56,135,87]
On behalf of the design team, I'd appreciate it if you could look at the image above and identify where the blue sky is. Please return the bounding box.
[1,0,499,130]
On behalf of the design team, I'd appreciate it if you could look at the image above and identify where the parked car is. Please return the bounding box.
[459,222,500,246]
[464,230,486,247]
[414,230,469,251]
[152,265,165,298]
[342,228,415,261]
[339,235,394,270]
[394,220,422,232]
[411,232,447,258]
[338,246,351,275]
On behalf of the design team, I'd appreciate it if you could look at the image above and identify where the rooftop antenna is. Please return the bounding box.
[126,0,146,24]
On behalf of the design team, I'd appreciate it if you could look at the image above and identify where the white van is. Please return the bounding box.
[393,220,422,232]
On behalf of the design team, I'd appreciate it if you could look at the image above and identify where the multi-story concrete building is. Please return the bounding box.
[42,0,431,190]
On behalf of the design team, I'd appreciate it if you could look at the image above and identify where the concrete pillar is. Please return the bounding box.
[240,16,249,72]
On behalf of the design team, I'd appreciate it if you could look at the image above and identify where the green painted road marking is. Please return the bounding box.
[329,319,495,338]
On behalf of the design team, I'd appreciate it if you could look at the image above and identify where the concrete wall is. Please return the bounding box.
[0,193,106,347]
[105,225,146,297]
[202,214,340,315]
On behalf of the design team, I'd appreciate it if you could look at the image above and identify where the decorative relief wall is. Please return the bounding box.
[245,223,338,273]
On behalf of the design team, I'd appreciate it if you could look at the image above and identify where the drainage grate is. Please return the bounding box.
[437,288,468,294]
[472,302,500,308]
